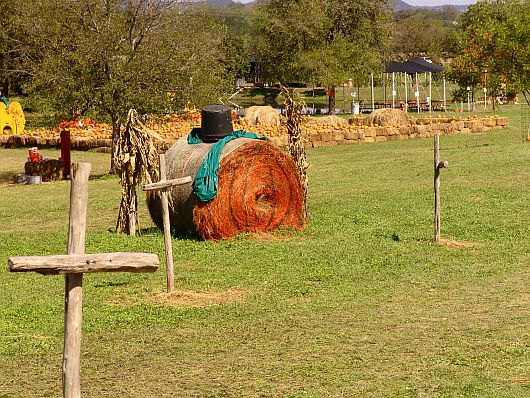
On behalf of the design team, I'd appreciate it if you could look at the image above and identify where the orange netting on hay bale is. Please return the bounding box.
[194,140,305,239]
[147,138,305,240]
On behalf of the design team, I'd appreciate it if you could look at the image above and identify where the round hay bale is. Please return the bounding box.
[147,136,305,240]
[244,106,281,126]
[367,108,409,127]
[306,115,347,126]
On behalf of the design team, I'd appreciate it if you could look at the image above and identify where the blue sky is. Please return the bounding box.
[233,0,479,5]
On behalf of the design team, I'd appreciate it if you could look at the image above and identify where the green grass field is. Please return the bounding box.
[0,105,529,397]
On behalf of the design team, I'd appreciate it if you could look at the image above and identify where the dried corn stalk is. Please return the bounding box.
[281,85,309,223]
[115,109,163,236]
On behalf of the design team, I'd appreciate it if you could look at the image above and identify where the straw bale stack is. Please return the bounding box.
[367,108,409,127]
[363,128,377,138]
[496,117,508,127]
[452,121,465,131]
[306,115,347,127]
[464,120,480,129]
[482,118,496,127]
[244,106,281,126]
[24,159,64,182]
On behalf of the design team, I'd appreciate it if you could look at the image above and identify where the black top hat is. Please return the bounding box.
[197,105,233,143]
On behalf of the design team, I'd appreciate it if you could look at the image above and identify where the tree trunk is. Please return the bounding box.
[127,183,137,237]
[328,86,336,115]
[523,90,530,139]
[1,80,8,97]
[523,90,530,107]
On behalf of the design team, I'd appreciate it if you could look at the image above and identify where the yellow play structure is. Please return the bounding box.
[0,101,25,135]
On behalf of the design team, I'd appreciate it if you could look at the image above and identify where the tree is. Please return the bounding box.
[16,0,239,170]
[197,1,253,38]
[253,0,392,114]
[394,5,460,24]
[190,2,252,84]
[448,0,530,107]
[0,0,29,96]
[392,11,456,62]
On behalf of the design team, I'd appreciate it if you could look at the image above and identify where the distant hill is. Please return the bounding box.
[394,0,469,12]
[202,0,469,12]
[393,0,415,11]
[202,0,236,7]
[424,4,469,12]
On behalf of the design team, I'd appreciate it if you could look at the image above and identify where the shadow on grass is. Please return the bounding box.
[89,173,118,181]
[0,171,15,184]
[139,226,200,241]
[139,227,162,235]
[93,280,129,288]
[1,171,114,184]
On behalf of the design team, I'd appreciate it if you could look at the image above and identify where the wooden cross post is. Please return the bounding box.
[434,134,449,242]
[7,163,159,398]
[142,154,192,293]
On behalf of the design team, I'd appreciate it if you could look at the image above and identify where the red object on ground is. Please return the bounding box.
[29,147,41,163]
[60,129,71,178]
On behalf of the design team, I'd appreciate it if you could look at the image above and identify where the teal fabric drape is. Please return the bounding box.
[188,130,267,202]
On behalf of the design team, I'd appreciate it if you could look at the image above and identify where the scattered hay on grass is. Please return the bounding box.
[507,376,530,384]
[250,231,283,241]
[248,229,298,241]
[439,238,479,248]
[110,288,246,308]
[152,289,246,308]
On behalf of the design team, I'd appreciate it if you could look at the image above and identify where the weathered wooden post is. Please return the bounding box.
[63,162,89,397]
[142,154,192,293]
[60,129,71,178]
[434,134,449,242]
[7,162,159,398]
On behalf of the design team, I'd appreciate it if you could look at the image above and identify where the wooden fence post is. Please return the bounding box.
[434,134,448,242]
[8,162,159,398]
[142,155,192,293]
[63,162,90,398]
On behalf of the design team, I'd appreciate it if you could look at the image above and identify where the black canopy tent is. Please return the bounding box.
[384,58,445,112]
[385,57,444,74]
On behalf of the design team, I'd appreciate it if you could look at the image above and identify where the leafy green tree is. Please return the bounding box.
[448,0,530,107]
[395,5,460,23]
[0,0,28,96]
[16,0,239,170]
[190,2,252,81]
[197,1,253,38]
[253,0,392,114]
[392,12,456,62]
